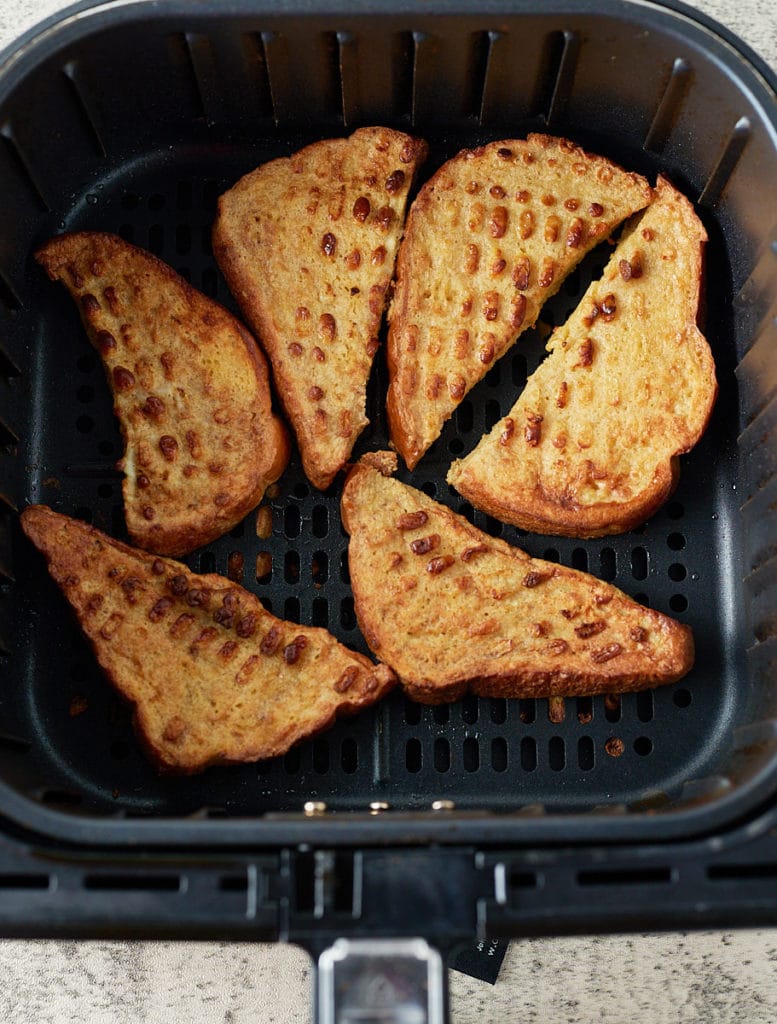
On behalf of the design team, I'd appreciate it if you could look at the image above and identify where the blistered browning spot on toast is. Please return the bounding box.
[574,338,594,369]
[489,206,508,238]
[159,435,178,461]
[449,374,466,400]
[148,597,172,622]
[499,418,515,446]
[113,366,135,391]
[567,217,585,248]
[397,510,428,531]
[169,612,195,637]
[371,245,386,266]
[99,612,123,639]
[547,638,569,655]
[235,654,260,685]
[81,293,100,315]
[335,665,359,693]
[410,534,440,555]
[510,294,527,329]
[260,625,282,654]
[352,196,370,222]
[318,313,336,342]
[544,215,561,243]
[512,256,530,290]
[464,243,479,275]
[479,335,496,363]
[631,626,648,642]
[525,413,542,446]
[591,643,623,663]
[574,620,607,639]
[427,555,454,575]
[538,257,556,288]
[283,636,307,664]
[321,232,337,257]
[522,570,549,588]
[454,329,470,359]
[519,210,534,240]
[96,329,116,353]
[460,543,489,562]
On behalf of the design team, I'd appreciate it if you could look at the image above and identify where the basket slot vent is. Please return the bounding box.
[644,58,693,153]
[240,33,274,121]
[0,731,31,753]
[477,30,507,126]
[741,478,777,572]
[544,30,580,126]
[259,30,340,126]
[0,415,19,454]
[0,269,21,314]
[577,867,673,886]
[708,863,777,882]
[735,237,777,314]
[0,124,50,211]
[337,31,359,126]
[698,116,751,207]
[61,61,106,157]
[736,310,777,423]
[83,873,182,892]
[0,874,50,890]
[739,383,777,464]
[410,30,432,127]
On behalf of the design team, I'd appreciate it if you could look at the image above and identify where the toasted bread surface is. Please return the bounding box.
[213,127,428,490]
[448,177,717,537]
[341,461,693,702]
[21,505,395,773]
[386,134,653,469]
[35,232,289,556]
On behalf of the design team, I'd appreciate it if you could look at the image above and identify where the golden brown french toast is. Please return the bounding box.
[386,134,653,469]
[213,127,428,490]
[35,232,289,557]
[21,505,396,773]
[448,177,717,537]
[341,460,693,703]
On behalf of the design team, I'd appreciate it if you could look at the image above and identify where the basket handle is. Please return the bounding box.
[316,937,448,1024]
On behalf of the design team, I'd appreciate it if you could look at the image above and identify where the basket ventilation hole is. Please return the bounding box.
[673,688,692,708]
[636,690,654,723]
[404,699,422,726]
[604,694,622,722]
[667,532,686,551]
[668,562,687,582]
[548,736,565,771]
[670,594,688,613]
[519,699,535,724]
[631,546,648,580]
[519,736,536,772]
[490,698,507,724]
[577,736,594,771]
[434,737,450,773]
[491,737,508,772]
[634,736,653,756]
[571,547,588,572]
[406,738,422,772]
[341,737,358,774]
[463,737,479,772]
[312,597,328,627]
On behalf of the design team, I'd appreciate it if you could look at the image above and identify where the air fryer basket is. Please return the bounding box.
[1,0,777,997]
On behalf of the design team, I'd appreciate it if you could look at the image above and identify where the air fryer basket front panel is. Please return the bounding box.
[0,0,776,848]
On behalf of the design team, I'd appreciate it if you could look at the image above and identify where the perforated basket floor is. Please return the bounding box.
[2,135,745,821]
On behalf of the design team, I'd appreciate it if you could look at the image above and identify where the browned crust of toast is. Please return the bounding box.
[341,460,694,703]
[213,127,428,490]
[35,232,289,556]
[21,505,395,773]
[448,177,718,538]
[386,133,653,469]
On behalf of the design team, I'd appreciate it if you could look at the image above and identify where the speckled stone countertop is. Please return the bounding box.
[1,0,777,1021]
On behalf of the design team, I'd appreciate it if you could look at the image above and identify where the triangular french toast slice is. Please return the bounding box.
[386,134,653,469]
[35,232,289,557]
[21,505,396,773]
[213,127,428,490]
[448,177,717,537]
[341,460,693,703]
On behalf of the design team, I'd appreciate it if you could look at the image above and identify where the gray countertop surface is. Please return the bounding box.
[1,0,777,1020]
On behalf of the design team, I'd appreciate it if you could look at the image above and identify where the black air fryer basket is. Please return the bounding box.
[1,0,777,1019]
